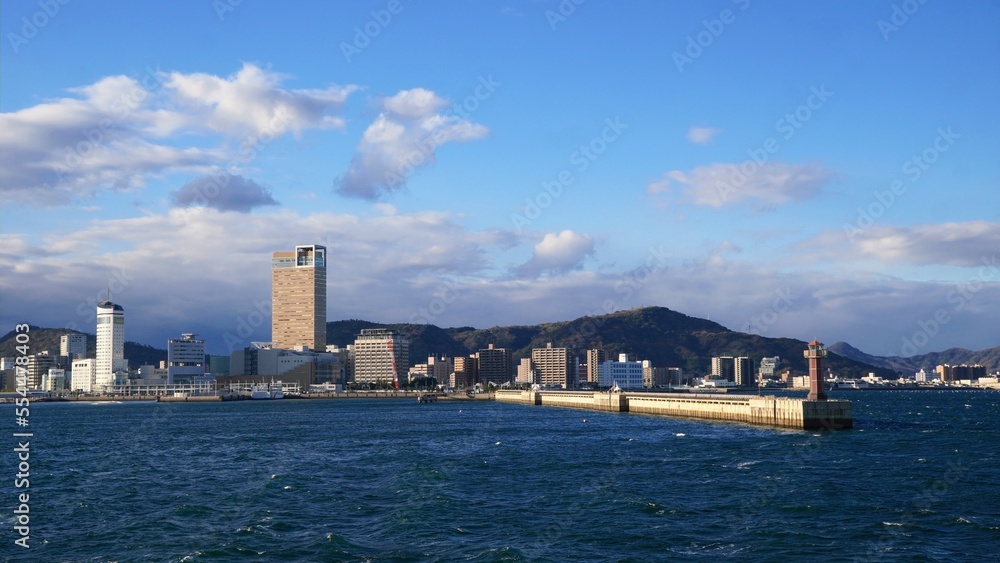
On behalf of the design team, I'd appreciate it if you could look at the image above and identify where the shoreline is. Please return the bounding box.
[5,386,995,405]
[8,391,496,404]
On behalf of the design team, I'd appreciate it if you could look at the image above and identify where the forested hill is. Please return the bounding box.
[328,307,896,378]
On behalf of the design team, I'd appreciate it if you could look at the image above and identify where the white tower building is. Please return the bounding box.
[95,299,126,391]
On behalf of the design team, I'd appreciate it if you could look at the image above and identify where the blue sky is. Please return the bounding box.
[1,0,998,357]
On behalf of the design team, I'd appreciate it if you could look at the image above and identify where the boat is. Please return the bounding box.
[250,381,284,400]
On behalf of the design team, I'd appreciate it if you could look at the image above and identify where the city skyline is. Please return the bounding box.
[1,2,998,357]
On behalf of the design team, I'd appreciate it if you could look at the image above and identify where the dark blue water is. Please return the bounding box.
[3,390,999,561]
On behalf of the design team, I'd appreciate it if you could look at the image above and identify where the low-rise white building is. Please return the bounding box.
[71,359,95,393]
[598,354,645,389]
[136,365,169,385]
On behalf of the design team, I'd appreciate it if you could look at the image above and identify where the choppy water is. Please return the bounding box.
[2,390,999,561]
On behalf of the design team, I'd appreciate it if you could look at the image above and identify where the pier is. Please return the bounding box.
[494,390,852,430]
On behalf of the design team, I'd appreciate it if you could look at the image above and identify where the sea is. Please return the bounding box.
[2,390,998,562]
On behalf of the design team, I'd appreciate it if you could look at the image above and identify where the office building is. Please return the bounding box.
[96,299,127,391]
[532,343,570,388]
[271,244,327,351]
[60,333,87,359]
[735,356,755,387]
[208,355,231,377]
[167,333,206,384]
[353,329,409,386]
[711,356,735,382]
[25,352,55,389]
[516,357,536,385]
[758,356,780,380]
[643,363,677,388]
[598,354,645,389]
[478,344,513,385]
[227,344,325,388]
[410,355,452,384]
[325,345,352,385]
[452,355,477,389]
[42,368,66,392]
[667,367,684,386]
[71,359,95,393]
[938,363,987,382]
[937,364,954,382]
[427,355,453,383]
[585,349,606,384]
[135,364,169,385]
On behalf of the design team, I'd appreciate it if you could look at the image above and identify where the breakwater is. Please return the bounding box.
[495,390,852,430]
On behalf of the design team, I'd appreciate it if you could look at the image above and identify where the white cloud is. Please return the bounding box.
[0,208,520,348]
[516,230,596,277]
[163,63,357,138]
[2,215,998,356]
[0,64,357,207]
[808,221,1000,267]
[373,203,398,215]
[647,161,832,209]
[336,88,489,200]
[646,170,686,195]
[687,127,721,144]
[855,222,1000,267]
[382,88,449,119]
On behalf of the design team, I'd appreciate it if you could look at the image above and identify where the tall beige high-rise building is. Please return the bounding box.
[272,244,327,351]
[532,343,570,388]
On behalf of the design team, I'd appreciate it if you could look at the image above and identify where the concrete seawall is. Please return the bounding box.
[495,390,852,430]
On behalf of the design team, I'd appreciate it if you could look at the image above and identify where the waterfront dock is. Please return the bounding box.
[494,390,852,430]
[157,395,226,402]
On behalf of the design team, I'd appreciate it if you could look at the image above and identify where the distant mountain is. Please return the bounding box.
[327,319,470,360]
[329,307,897,378]
[829,341,1000,374]
[0,327,167,367]
[12,306,973,379]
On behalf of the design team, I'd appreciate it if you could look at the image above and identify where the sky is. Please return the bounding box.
[1,0,998,357]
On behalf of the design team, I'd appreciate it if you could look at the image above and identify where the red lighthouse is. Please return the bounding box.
[804,340,828,401]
